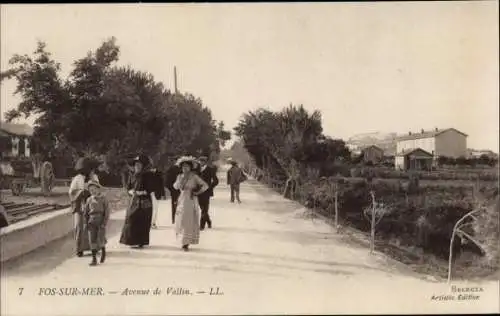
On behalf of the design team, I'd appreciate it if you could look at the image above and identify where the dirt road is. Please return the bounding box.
[2,165,498,315]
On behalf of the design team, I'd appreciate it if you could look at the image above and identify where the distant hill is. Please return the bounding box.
[347,131,397,144]
[347,132,397,156]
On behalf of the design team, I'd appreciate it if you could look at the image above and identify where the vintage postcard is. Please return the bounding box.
[1,2,499,315]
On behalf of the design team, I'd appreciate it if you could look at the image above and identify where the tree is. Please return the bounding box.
[2,38,221,175]
[66,37,120,153]
[363,191,392,254]
[276,104,322,198]
[235,104,333,198]
[216,121,231,148]
[1,41,71,155]
[308,137,351,164]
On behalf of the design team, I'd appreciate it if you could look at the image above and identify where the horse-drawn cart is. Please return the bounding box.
[0,154,55,196]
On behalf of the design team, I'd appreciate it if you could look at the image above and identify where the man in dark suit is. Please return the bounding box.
[192,159,201,175]
[165,158,181,224]
[197,156,219,230]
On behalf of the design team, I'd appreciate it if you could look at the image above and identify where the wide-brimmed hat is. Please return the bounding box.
[175,156,196,168]
[132,154,151,167]
[86,180,102,190]
[230,160,238,165]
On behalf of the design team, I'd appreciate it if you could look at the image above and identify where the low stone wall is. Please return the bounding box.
[0,207,73,262]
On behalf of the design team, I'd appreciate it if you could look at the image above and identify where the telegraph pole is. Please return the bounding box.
[174,66,178,94]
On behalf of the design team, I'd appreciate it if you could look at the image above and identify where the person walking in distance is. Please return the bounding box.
[83,180,110,266]
[227,160,247,203]
[165,158,181,224]
[197,156,219,230]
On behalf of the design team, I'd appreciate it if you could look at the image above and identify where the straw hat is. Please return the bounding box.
[175,156,196,167]
[86,179,102,190]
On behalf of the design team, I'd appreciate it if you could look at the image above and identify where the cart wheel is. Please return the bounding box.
[40,161,55,196]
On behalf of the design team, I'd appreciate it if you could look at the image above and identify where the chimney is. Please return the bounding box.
[408,131,412,135]
[421,129,424,133]
[435,127,438,132]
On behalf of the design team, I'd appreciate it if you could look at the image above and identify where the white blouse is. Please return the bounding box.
[69,174,99,202]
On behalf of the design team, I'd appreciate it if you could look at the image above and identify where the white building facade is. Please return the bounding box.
[395,128,467,159]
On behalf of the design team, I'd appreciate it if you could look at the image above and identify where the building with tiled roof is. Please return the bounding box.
[360,145,384,164]
[395,127,467,160]
[395,148,434,171]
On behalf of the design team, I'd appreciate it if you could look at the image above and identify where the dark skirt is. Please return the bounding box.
[119,201,153,246]
[74,212,90,252]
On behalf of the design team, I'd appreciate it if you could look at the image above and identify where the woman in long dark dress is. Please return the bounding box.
[119,154,155,248]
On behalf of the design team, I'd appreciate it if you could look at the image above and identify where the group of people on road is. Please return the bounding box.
[69,153,246,266]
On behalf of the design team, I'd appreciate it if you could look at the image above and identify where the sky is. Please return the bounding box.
[1,2,498,152]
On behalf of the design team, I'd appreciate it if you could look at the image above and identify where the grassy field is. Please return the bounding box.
[331,176,497,189]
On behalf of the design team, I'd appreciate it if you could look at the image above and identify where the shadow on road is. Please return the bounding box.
[103,242,384,277]
[211,225,344,246]
[192,245,387,274]
[106,248,356,277]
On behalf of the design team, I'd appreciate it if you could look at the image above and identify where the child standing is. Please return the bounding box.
[83,180,110,266]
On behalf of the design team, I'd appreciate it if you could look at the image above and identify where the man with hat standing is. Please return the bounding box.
[197,156,219,230]
[227,160,247,203]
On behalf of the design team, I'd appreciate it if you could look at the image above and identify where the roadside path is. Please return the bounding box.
[2,166,498,315]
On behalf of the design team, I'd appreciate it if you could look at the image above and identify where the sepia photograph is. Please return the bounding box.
[1,2,499,315]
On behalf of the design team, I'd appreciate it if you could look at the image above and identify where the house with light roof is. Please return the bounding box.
[396,128,467,158]
[394,128,467,170]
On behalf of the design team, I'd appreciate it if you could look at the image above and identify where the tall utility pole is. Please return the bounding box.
[174,66,178,94]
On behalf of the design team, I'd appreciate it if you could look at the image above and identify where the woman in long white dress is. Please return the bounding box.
[69,157,100,257]
[173,156,209,251]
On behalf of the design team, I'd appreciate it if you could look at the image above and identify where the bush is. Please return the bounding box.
[349,166,498,181]
[280,172,492,260]
[472,196,500,268]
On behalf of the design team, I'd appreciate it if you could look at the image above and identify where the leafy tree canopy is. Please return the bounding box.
[1,38,231,173]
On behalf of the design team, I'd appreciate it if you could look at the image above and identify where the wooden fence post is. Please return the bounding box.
[370,191,376,254]
[334,182,339,232]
